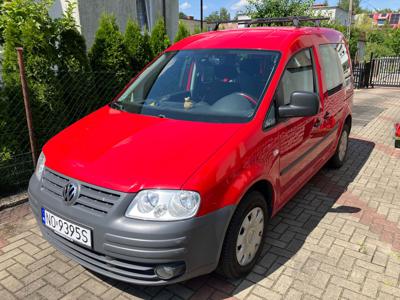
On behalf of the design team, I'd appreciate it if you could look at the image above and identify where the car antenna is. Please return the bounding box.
[213,16,330,31]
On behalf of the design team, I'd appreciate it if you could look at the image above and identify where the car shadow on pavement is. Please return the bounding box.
[89,137,375,299]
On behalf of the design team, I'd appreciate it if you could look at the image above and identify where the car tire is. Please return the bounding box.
[218,190,268,279]
[329,124,350,169]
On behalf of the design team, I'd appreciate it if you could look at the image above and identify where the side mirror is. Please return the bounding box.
[278,91,320,118]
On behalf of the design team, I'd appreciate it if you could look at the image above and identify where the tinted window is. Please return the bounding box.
[264,104,276,128]
[275,49,315,106]
[319,44,346,92]
[114,50,280,123]
[335,44,351,87]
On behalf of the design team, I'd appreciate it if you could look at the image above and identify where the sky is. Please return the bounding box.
[178,0,400,19]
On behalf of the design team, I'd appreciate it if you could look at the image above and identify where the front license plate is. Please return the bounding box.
[41,208,92,247]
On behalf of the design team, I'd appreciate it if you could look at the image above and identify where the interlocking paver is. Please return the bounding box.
[14,279,46,299]
[42,271,68,287]
[6,263,30,279]
[323,284,342,300]
[0,88,400,299]
[0,288,17,300]
[1,275,24,293]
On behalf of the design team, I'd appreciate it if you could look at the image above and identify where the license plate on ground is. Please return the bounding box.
[41,208,92,247]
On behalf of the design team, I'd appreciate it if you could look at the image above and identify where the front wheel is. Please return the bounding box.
[329,124,350,168]
[218,191,268,279]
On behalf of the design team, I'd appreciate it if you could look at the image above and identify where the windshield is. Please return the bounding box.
[114,49,280,123]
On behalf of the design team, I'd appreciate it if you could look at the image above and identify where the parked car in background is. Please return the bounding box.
[28,20,353,285]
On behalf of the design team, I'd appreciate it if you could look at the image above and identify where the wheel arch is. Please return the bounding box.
[245,179,275,218]
[216,178,276,275]
[344,114,352,132]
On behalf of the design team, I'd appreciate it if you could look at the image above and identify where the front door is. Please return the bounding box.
[275,48,324,203]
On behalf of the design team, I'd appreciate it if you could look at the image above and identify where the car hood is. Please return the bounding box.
[44,106,241,192]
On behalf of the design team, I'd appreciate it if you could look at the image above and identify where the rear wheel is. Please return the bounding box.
[218,191,268,279]
[329,124,349,168]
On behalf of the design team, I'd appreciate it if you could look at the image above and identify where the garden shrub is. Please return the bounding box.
[125,19,154,74]
[89,13,132,89]
[174,21,190,43]
[150,18,170,56]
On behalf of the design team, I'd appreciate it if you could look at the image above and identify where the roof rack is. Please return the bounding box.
[213,16,330,31]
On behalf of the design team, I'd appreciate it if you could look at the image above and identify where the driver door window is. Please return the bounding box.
[275,49,315,106]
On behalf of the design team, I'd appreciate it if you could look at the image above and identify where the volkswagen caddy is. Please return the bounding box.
[29,20,353,285]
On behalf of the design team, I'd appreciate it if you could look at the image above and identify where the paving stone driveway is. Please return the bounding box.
[1,88,400,300]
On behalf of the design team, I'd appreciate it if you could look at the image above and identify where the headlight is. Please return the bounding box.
[125,190,201,221]
[35,152,46,180]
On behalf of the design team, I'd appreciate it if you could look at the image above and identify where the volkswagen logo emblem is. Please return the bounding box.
[63,182,78,204]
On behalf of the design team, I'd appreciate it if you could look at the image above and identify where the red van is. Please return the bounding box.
[29,20,353,285]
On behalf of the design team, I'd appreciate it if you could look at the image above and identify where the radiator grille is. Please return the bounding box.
[41,168,121,215]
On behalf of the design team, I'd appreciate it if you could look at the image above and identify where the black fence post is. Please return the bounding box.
[16,47,38,168]
[369,52,375,88]
[363,61,370,88]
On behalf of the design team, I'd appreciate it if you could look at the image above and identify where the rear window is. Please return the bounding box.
[319,44,350,93]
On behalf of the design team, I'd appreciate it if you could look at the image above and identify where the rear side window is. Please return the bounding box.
[336,44,351,87]
[275,48,315,106]
[319,44,350,93]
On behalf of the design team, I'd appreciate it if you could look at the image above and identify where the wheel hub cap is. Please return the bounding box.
[338,130,348,161]
[236,207,264,266]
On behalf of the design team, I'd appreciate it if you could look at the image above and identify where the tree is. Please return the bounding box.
[0,0,63,189]
[174,21,190,43]
[377,8,393,13]
[245,0,314,19]
[1,0,57,86]
[390,29,400,56]
[56,1,89,75]
[179,12,188,19]
[125,19,153,73]
[89,13,131,84]
[150,18,170,56]
[354,13,373,31]
[205,7,231,22]
[142,28,154,64]
[54,0,93,124]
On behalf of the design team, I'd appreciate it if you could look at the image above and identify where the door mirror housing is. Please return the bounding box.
[278,91,320,118]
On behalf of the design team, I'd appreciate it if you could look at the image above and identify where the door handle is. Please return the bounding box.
[324,112,330,119]
[314,118,321,127]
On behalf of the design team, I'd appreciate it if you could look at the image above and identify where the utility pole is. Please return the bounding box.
[347,0,353,39]
[200,0,203,31]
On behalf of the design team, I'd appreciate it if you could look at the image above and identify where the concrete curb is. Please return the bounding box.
[0,192,28,211]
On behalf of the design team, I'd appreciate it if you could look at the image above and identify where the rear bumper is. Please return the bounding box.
[28,171,234,285]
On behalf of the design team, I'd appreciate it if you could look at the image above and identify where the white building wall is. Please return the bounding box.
[312,7,350,26]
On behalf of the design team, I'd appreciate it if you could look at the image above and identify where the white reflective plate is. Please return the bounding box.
[41,208,92,247]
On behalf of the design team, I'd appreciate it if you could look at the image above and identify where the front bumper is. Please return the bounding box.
[28,169,234,285]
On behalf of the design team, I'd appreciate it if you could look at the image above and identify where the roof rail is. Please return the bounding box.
[213,16,330,31]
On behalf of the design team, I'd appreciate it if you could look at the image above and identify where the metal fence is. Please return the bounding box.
[352,56,400,89]
[0,71,129,196]
[370,57,400,87]
[352,61,366,89]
